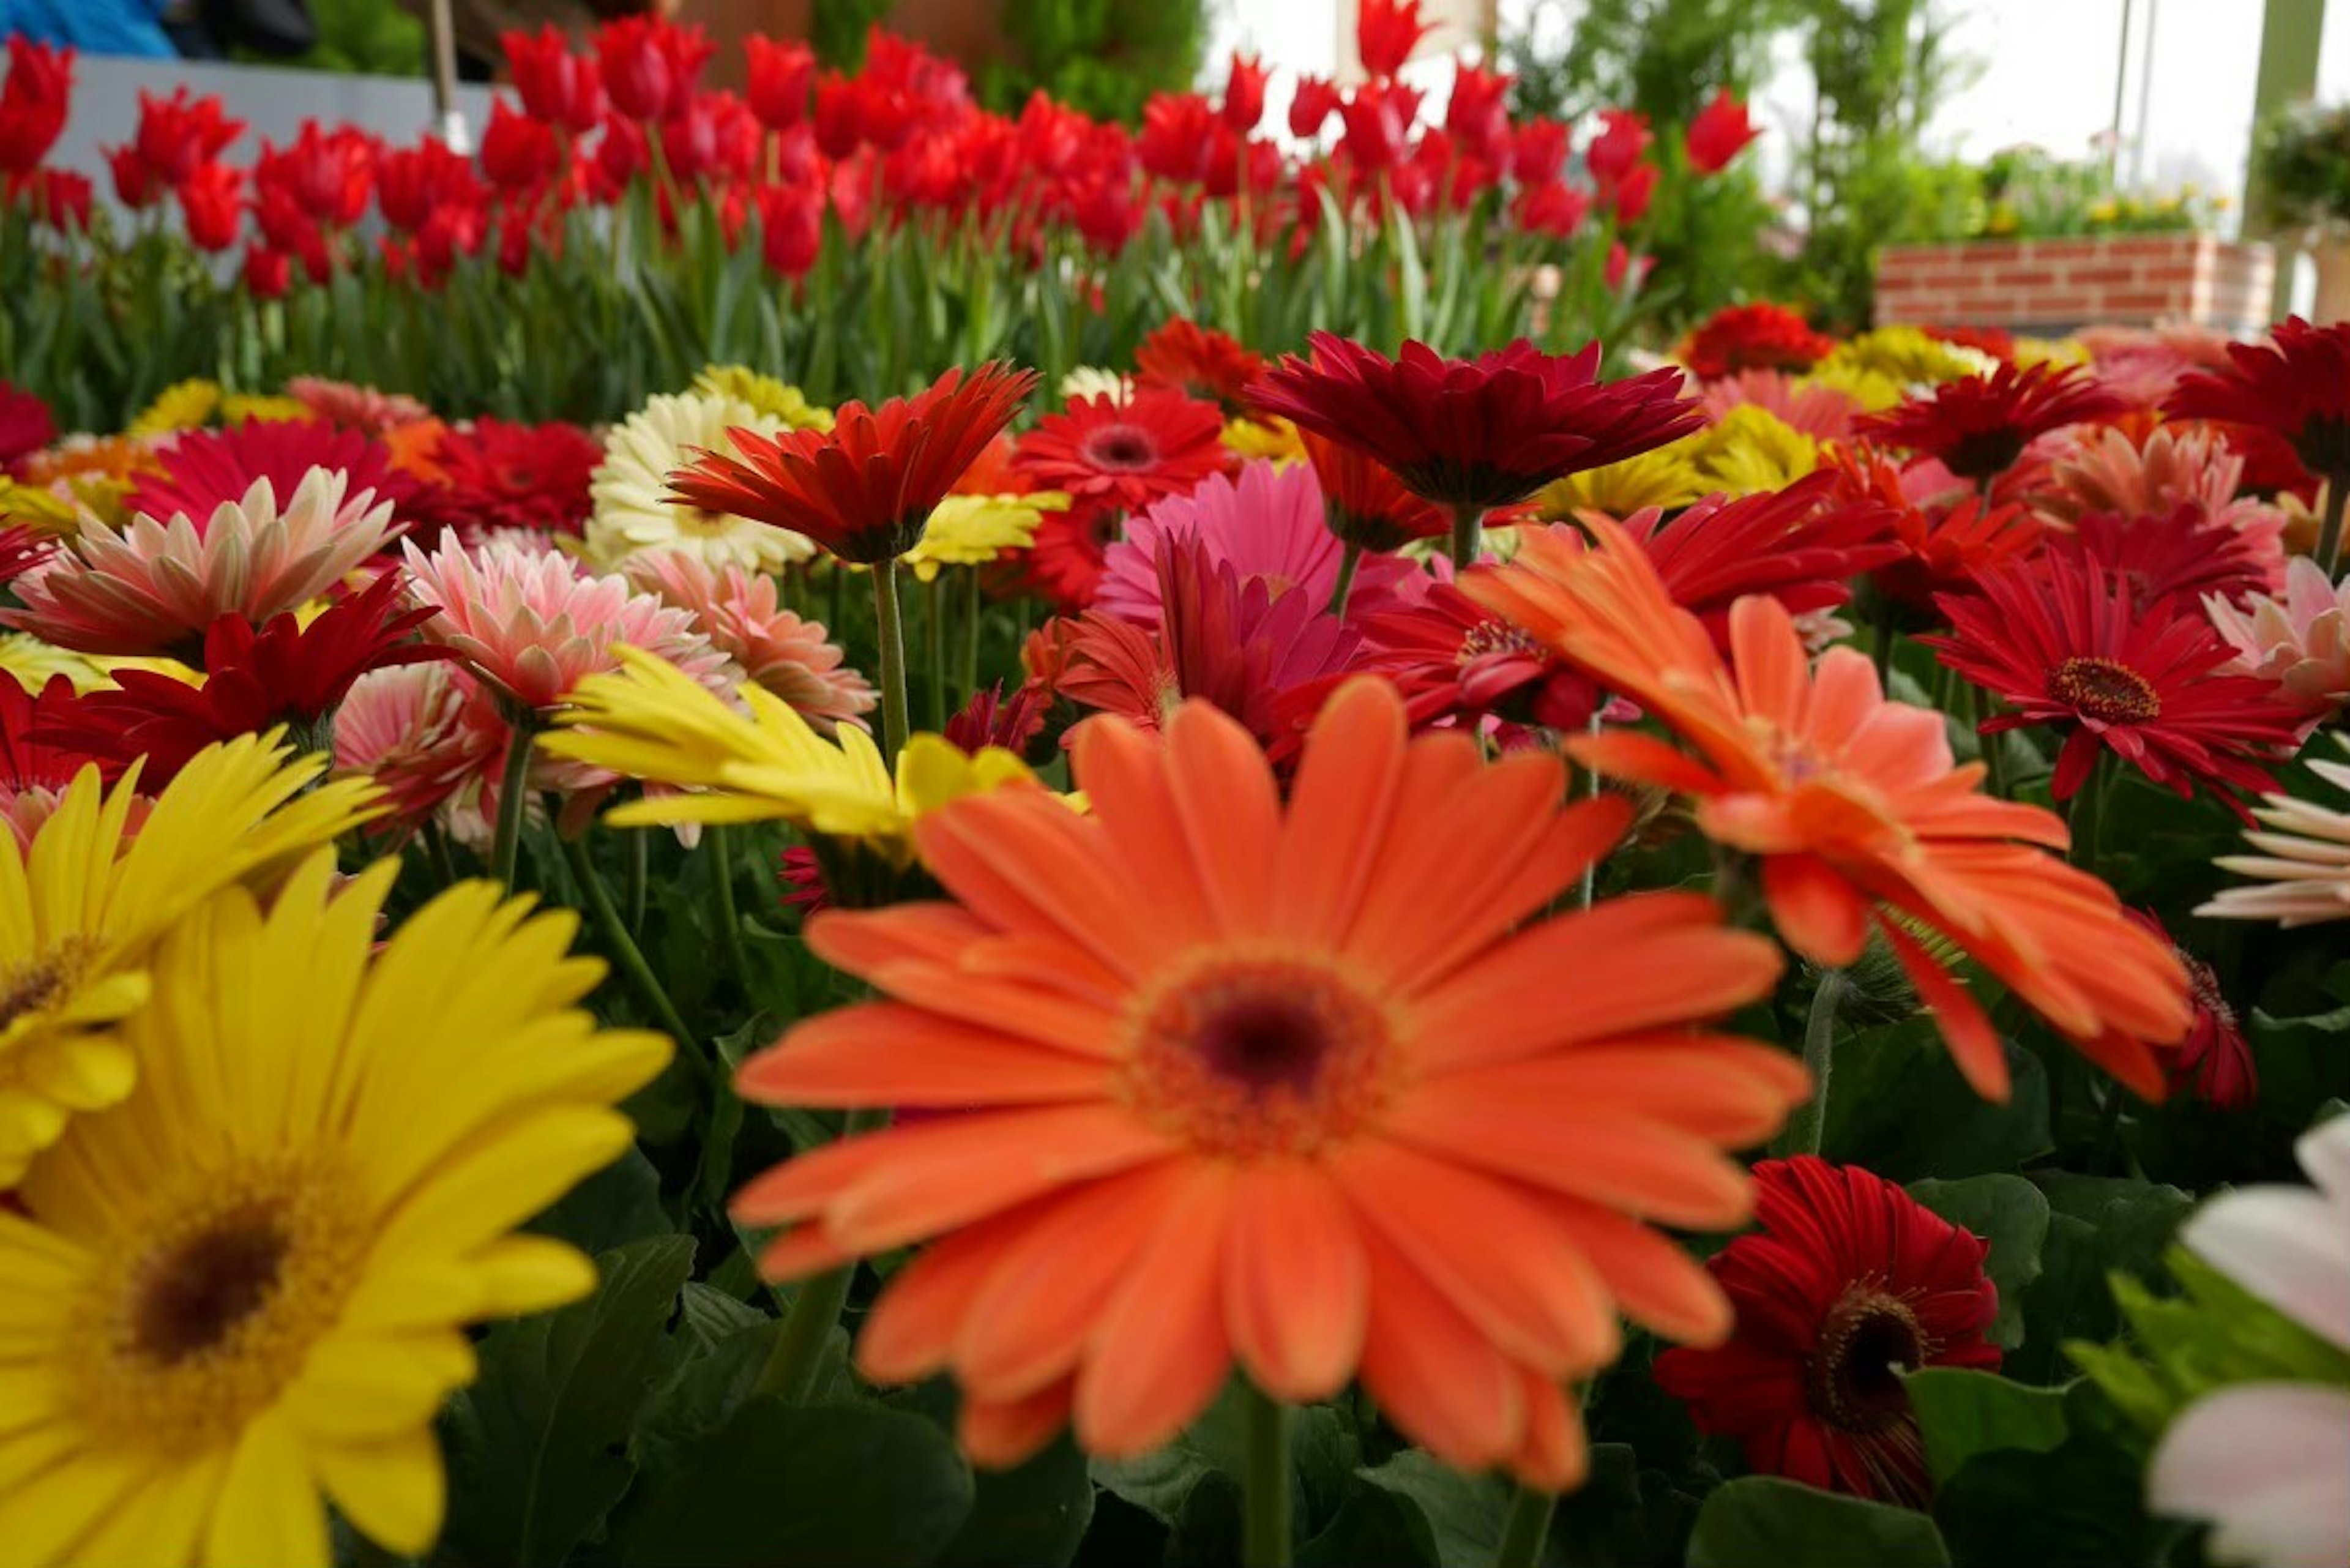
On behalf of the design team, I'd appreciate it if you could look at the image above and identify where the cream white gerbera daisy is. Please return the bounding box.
[585,392,809,573]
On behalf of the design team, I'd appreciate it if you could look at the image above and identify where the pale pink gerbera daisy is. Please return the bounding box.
[1698,369,1860,440]
[1094,458,1425,627]
[2076,324,2236,409]
[3,469,399,657]
[2039,424,2286,542]
[2207,555,2350,729]
[400,537,736,713]
[2200,736,2350,927]
[286,375,435,435]
[334,661,503,838]
[622,550,875,734]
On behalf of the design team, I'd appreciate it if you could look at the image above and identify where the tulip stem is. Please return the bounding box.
[1782,969,1847,1159]
[1450,502,1484,573]
[1241,1382,1292,1568]
[1494,1483,1558,1568]
[871,561,911,763]
[756,1105,892,1404]
[2318,477,2347,581]
[490,717,538,892]
[1329,542,1363,619]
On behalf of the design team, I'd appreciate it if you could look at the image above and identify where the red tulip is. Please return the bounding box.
[1356,0,1431,80]
[0,37,72,179]
[1221,53,1267,133]
[594,15,712,124]
[177,160,244,252]
[13,166,91,232]
[106,144,162,208]
[242,242,292,300]
[1685,88,1759,174]
[376,138,482,231]
[1584,108,1651,184]
[812,72,861,160]
[480,98,558,192]
[1610,160,1658,224]
[745,36,814,132]
[1444,64,1513,165]
[757,183,823,278]
[1511,118,1569,184]
[1288,75,1339,140]
[502,26,602,133]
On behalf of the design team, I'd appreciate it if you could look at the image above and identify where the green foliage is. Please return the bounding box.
[231,0,425,77]
[2252,98,2350,230]
[1907,1176,2051,1349]
[980,0,1207,126]
[1504,0,1804,125]
[813,0,897,69]
[1906,1369,2069,1486]
[1685,1477,1953,1567]
[1971,146,2211,241]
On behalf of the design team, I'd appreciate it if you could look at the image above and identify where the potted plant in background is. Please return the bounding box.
[2254,99,2350,322]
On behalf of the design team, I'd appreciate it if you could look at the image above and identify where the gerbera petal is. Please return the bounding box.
[1223,1162,1370,1402]
[1073,1165,1236,1457]
[1356,1225,1526,1471]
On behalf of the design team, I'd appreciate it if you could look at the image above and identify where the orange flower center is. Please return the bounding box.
[2049,655,2160,724]
[1124,954,1395,1159]
[1806,1285,1927,1435]
[1458,619,1542,665]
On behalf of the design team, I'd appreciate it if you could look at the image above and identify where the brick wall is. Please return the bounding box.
[1876,234,2275,337]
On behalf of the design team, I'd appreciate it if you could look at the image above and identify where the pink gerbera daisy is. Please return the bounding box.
[624,550,875,733]
[334,661,502,839]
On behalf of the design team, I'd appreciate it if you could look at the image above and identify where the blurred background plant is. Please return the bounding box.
[2253,97,2350,234]
[981,0,1207,124]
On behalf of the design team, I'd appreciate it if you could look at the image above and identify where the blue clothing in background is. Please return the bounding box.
[2,0,178,58]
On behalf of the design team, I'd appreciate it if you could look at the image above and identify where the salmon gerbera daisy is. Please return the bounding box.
[731,678,1808,1482]
[1463,518,2194,1100]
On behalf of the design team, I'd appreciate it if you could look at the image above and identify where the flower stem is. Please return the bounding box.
[871,561,912,762]
[624,824,648,931]
[1781,969,1847,1159]
[755,1105,890,1403]
[1449,502,1485,573]
[1871,614,1895,686]
[559,830,711,1087]
[959,566,983,695]
[2067,756,2107,870]
[490,717,539,892]
[708,824,752,1001]
[924,569,947,730]
[1494,1482,1558,1568]
[1241,1381,1292,1568]
[2318,476,2348,581]
[1329,541,1363,619]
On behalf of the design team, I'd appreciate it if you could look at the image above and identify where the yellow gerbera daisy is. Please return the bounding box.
[0,635,108,695]
[1221,414,1307,466]
[539,646,1044,863]
[692,365,835,433]
[1532,440,1707,519]
[127,379,225,438]
[1692,405,1821,495]
[2013,335,2092,370]
[899,491,1067,582]
[584,391,807,574]
[0,852,670,1566]
[1818,326,1993,390]
[0,479,79,537]
[0,737,381,1184]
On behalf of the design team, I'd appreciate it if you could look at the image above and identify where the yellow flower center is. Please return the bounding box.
[1122,952,1396,1159]
[68,1154,368,1455]
[677,506,739,538]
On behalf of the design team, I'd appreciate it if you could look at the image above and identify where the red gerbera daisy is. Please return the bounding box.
[1654,1157,2000,1508]
[1856,362,2127,484]
[0,523,54,586]
[1297,428,1450,554]
[668,362,1038,564]
[1013,389,1229,515]
[1826,447,2045,614]
[1678,303,1835,381]
[2121,910,2256,1110]
[1023,499,1121,611]
[1133,318,1267,413]
[2043,504,2281,614]
[2166,317,2350,491]
[1923,554,2303,810]
[0,380,54,472]
[942,679,1050,759]
[416,417,604,543]
[0,674,94,795]
[1251,332,1702,513]
[38,572,446,785]
[122,419,426,532]
[1357,580,1608,733]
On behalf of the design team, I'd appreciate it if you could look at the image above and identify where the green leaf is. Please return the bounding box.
[1164,1471,1245,1568]
[1089,1381,1248,1520]
[1357,1449,1512,1568]
[526,1144,671,1256]
[889,1379,1096,1568]
[2013,1177,2193,1383]
[1685,1477,1952,1568]
[1298,1487,1440,1567]
[1906,1368,2070,1485]
[675,1282,765,1356]
[1824,1020,2053,1179]
[1930,1401,2183,1568]
[438,1234,696,1567]
[606,1398,975,1567]
[1906,1175,2050,1348]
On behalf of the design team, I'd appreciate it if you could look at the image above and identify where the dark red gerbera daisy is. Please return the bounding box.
[416,417,603,543]
[1923,553,2303,810]
[2122,910,2255,1110]
[1021,499,1121,611]
[0,381,54,472]
[1296,428,1449,554]
[668,362,1037,565]
[941,678,1050,760]
[1826,447,2045,614]
[121,419,426,531]
[1357,580,1606,732]
[2042,504,2281,614]
[0,523,54,586]
[1024,534,1357,759]
[1133,318,1267,413]
[0,674,96,796]
[1679,303,1835,381]
[38,572,446,786]
[1617,471,1902,650]
[1012,388,1229,515]
[1252,333,1703,518]
[2166,317,2350,491]
[1653,1157,2001,1508]
[1856,362,2127,485]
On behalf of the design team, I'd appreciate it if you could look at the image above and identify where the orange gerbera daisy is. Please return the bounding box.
[1463,520,2193,1100]
[733,679,1805,1484]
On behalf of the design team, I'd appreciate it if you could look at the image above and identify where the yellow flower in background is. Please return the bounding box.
[0,478,78,537]
[0,736,381,1186]
[586,390,808,573]
[1058,366,1130,403]
[1222,414,1307,466]
[1820,326,1991,390]
[542,646,1046,862]
[693,364,835,433]
[1693,405,1821,495]
[218,392,310,425]
[900,491,1067,582]
[2013,335,2092,370]
[1799,359,1908,414]
[127,379,225,437]
[0,853,669,1567]
[0,635,108,694]
[1533,441,1707,519]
